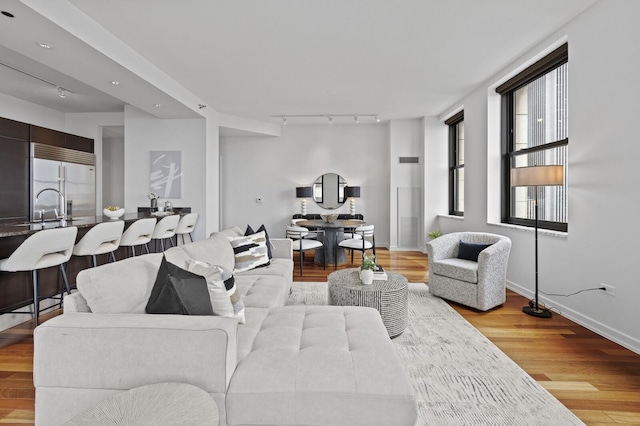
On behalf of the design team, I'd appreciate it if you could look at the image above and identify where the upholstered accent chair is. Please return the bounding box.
[426,232,511,311]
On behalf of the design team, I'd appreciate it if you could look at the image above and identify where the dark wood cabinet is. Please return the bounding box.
[30,125,66,148]
[0,119,30,222]
[0,117,29,141]
[65,133,94,153]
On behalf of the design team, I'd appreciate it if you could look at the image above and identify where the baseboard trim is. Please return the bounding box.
[507,280,640,356]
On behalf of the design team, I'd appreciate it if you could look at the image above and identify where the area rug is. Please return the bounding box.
[288,282,584,426]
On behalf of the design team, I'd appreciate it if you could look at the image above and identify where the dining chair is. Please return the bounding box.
[338,224,375,264]
[286,225,325,276]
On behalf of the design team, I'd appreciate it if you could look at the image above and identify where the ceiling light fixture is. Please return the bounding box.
[271,114,380,124]
[198,104,206,109]
[154,103,163,108]
[38,42,53,49]
[110,80,120,85]
[1,11,15,18]
[57,87,66,98]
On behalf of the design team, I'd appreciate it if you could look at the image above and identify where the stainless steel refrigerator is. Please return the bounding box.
[31,143,96,221]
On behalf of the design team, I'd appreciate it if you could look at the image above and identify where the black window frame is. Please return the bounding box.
[498,43,568,232]
[446,110,464,216]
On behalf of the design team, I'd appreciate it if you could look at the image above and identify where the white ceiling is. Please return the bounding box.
[0,0,597,125]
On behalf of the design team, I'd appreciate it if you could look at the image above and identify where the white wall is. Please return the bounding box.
[102,136,125,208]
[220,123,390,243]
[123,106,207,240]
[430,0,640,353]
[0,92,65,131]
[389,119,424,249]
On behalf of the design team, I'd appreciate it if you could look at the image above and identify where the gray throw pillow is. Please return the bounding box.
[457,240,492,262]
[146,256,214,315]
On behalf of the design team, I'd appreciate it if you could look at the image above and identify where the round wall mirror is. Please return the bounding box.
[313,173,347,210]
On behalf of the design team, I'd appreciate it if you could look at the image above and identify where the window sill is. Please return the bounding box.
[487,221,568,238]
[438,214,464,221]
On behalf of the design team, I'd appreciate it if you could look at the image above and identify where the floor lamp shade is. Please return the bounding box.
[296,186,312,215]
[344,186,360,215]
[511,165,564,187]
[510,164,564,319]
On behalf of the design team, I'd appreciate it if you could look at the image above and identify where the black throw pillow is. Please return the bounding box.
[457,240,493,262]
[245,224,273,259]
[146,256,214,315]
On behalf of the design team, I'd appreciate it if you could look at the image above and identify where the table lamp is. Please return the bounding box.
[296,186,313,216]
[344,186,360,216]
[511,164,564,318]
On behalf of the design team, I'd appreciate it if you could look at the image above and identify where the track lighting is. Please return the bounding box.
[271,114,380,124]
[198,104,207,109]
[57,87,66,98]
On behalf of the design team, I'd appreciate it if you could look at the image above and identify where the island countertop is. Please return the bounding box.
[0,211,187,238]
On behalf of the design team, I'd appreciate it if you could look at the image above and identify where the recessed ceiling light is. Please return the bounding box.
[38,42,53,49]
[110,81,121,85]
[1,11,15,18]
[154,104,163,108]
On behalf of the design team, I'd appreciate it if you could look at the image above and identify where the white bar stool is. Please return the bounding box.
[150,215,180,251]
[0,226,78,326]
[119,218,157,257]
[72,221,125,268]
[175,213,198,245]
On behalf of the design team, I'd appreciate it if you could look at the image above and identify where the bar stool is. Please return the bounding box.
[175,213,198,245]
[72,221,125,268]
[119,218,157,257]
[150,215,180,252]
[0,227,78,326]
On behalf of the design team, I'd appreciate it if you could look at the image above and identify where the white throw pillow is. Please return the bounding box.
[227,231,270,273]
[187,260,244,323]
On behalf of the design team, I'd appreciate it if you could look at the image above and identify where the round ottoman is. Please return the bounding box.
[328,268,409,337]
[64,382,219,426]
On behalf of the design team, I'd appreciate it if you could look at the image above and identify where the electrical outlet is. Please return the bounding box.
[601,284,615,296]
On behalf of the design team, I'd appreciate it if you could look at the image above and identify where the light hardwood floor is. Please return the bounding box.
[0,248,638,425]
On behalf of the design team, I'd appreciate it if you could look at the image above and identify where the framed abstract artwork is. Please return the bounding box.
[150,150,182,198]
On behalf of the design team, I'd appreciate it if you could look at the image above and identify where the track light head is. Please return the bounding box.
[57,87,66,98]
[328,116,333,124]
[354,116,360,124]
[282,117,287,125]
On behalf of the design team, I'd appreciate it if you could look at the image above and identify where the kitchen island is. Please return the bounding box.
[0,209,190,318]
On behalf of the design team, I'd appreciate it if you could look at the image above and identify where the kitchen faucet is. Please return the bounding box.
[35,188,66,225]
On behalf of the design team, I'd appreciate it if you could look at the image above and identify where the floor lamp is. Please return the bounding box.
[296,186,313,216]
[511,164,564,318]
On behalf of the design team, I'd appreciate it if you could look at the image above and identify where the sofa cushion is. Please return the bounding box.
[226,305,417,426]
[76,253,163,313]
[432,257,478,283]
[146,256,214,315]
[178,232,236,273]
[228,231,270,272]
[235,275,289,308]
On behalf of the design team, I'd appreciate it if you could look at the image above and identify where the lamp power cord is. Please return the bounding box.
[532,287,605,316]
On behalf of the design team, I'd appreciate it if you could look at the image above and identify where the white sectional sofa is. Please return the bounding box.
[33,227,417,426]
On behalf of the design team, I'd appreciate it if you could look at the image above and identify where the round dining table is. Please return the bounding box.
[295,219,365,266]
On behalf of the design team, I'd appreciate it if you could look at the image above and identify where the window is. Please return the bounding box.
[446,111,464,216]
[498,44,568,232]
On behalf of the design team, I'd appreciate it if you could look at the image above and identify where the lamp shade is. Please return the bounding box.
[511,165,564,187]
[296,186,313,198]
[344,186,361,198]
